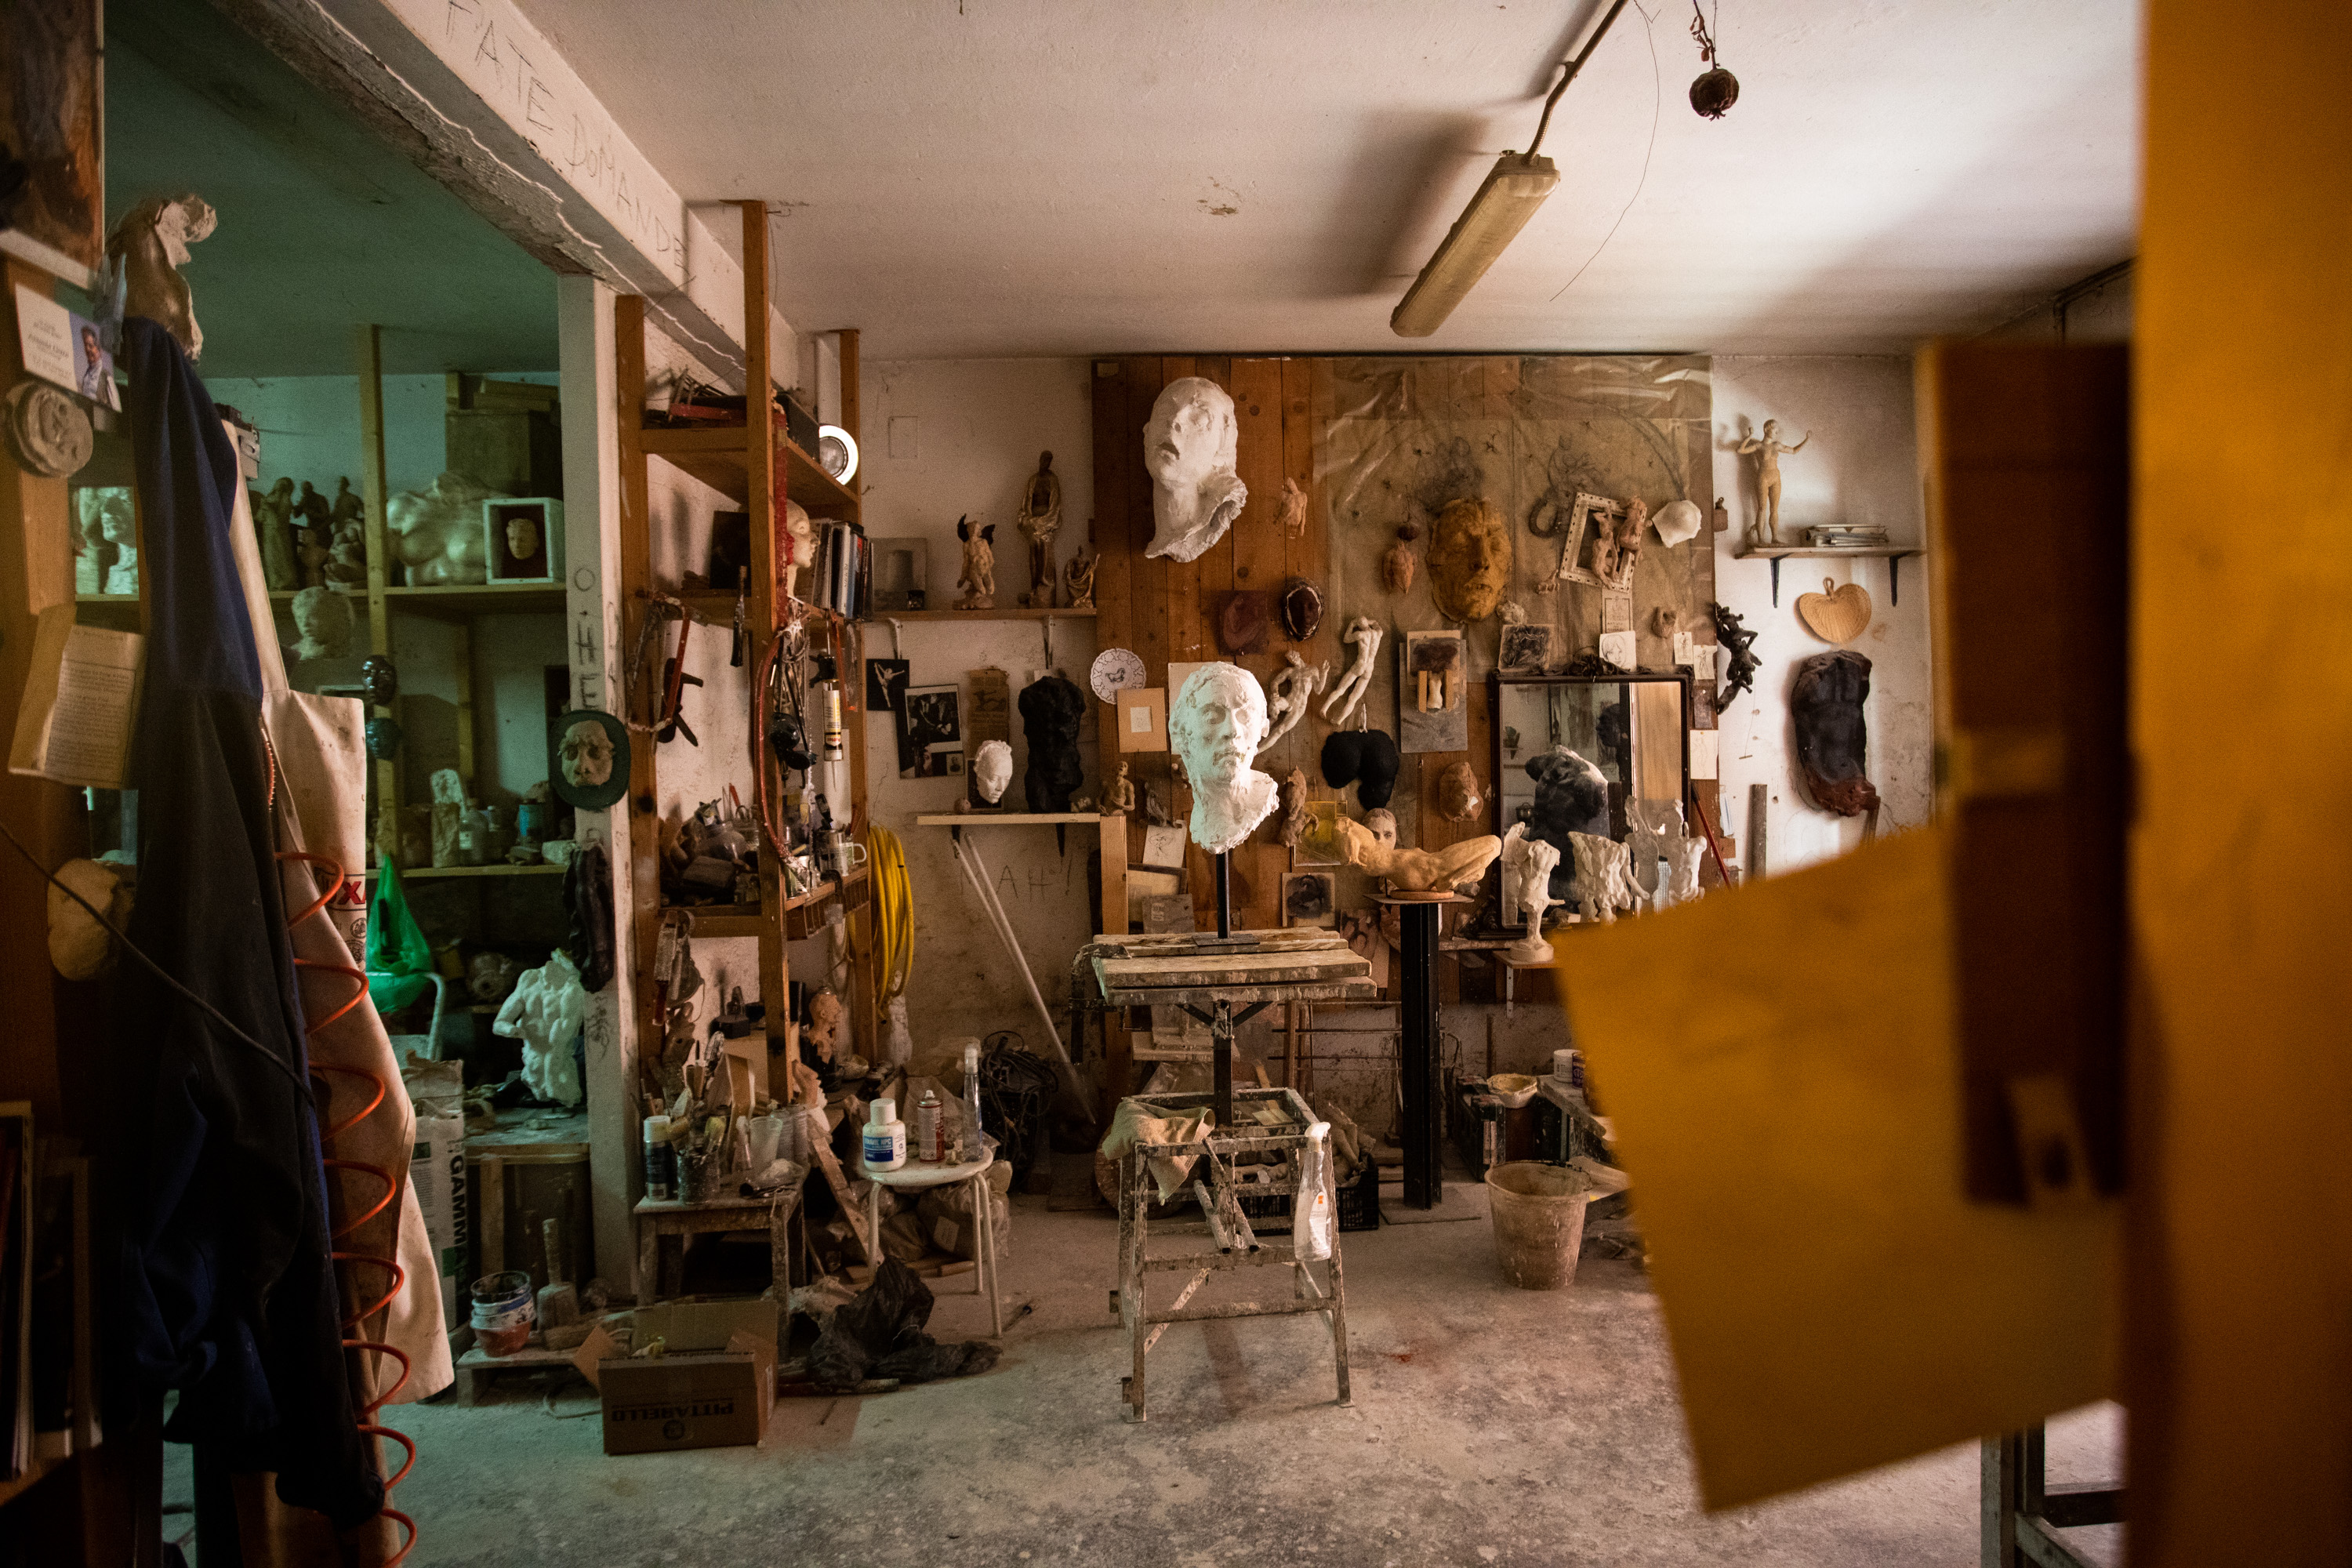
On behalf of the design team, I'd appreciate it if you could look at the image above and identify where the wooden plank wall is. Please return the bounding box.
[1092,353,1718,1026]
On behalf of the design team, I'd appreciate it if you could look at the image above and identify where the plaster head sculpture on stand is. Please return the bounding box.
[972,739,1014,804]
[106,193,218,361]
[289,586,354,662]
[1142,377,1247,563]
[1169,663,1278,855]
[1500,824,1563,963]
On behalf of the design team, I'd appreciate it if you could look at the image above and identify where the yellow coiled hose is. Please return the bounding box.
[866,823,913,1000]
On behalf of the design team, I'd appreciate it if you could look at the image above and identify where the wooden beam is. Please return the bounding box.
[354,324,397,829]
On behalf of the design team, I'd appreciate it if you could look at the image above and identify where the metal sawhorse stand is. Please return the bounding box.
[1983,1425,2125,1566]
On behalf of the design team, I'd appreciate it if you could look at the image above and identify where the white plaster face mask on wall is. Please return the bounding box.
[1169,663,1278,855]
[1142,376,1247,563]
[973,739,1013,804]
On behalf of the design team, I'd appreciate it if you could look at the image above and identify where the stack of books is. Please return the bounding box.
[1806,524,1891,548]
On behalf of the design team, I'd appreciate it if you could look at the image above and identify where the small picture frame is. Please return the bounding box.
[897,683,963,779]
[1282,870,1337,929]
[1116,687,1167,753]
[1555,492,1624,588]
[485,498,564,583]
[1498,622,1554,674]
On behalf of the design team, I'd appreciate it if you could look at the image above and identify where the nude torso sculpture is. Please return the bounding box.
[1737,419,1811,545]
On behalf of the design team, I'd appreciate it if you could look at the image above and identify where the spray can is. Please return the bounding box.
[863,1097,907,1172]
[914,1090,945,1163]
[642,1115,676,1201]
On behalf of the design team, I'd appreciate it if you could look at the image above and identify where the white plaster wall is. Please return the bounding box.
[858,358,1104,1051]
[1709,355,1933,876]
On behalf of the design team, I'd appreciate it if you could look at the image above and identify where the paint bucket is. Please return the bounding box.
[469,1269,536,1356]
[1484,1162,1596,1290]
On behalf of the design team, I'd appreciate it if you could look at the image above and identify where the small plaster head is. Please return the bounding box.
[289,586,354,659]
[561,718,615,788]
[1143,377,1247,563]
[506,516,540,561]
[973,739,1014,803]
[1426,497,1512,621]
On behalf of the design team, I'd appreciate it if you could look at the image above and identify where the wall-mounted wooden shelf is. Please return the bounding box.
[1729,541,1923,605]
[639,424,858,516]
[883,608,1098,622]
[660,866,869,941]
[916,812,1108,826]
[383,583,566,616]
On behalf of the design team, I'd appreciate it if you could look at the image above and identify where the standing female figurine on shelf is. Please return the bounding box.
[1015,450,1062,606]
[1737,419,1811,545]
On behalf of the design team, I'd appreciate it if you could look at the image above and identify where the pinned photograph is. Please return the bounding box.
[1282,870,1337,929]
[898,683,963,779]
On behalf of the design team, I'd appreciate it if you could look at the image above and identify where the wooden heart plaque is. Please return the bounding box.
[1796,579,1872,644]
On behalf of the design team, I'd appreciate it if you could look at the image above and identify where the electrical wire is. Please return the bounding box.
[1548,0,1662,303]
[866,823,913,1000]
[1528,0,1635,158]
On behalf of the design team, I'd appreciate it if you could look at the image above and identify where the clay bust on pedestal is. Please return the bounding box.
[1169,664,1278,855]
[1143,377,1247,564]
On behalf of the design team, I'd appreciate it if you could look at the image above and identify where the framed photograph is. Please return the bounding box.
[485,499,564,583]
[15,285,117,410]
[1499,622,1554,674]
[1555,492,1626,588]
[864,657,910,713]
[1116,687,1167,753]
[1294,800,1346,867]
[1282,870,1337,929]
[898,683,963,779]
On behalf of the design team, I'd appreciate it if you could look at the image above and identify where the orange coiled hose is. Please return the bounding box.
[278,848,417,1566]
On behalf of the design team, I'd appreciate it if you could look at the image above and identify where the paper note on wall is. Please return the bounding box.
[1557,827,2117,1508]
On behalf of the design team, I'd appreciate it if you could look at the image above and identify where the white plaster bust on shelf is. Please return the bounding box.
[1169,663,1278,855]
[973,739,1013,804]
[1143,377,1247,563]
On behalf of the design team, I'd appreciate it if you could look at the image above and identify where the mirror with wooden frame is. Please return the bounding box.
[1489,671,1693,906]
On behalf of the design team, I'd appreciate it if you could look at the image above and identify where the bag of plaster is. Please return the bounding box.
[1292,1122,1334,1262]
[916,1161,1013,1261]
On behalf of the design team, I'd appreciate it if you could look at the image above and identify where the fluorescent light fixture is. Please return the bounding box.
[1390,152,1561,338]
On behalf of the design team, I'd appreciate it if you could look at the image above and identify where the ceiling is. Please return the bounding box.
[511,0,2140,361]
[107,0,557,377]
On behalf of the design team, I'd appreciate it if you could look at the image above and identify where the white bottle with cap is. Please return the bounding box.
[862,1096,907,1172]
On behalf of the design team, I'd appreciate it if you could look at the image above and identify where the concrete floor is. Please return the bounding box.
[375,1189,2123,1568]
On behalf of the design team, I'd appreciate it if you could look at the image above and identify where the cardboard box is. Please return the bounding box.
[576,1298,778,1457]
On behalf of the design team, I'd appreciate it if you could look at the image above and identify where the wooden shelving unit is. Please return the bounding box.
[616,199,874,1109]
[363,862,565,880]
[1730,539,1924,606]
[884,607,1098,622]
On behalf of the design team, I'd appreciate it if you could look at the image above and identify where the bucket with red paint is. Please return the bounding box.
[469,1269,535,1356]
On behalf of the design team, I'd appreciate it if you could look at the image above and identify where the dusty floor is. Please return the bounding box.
[358,1187,2120,1568]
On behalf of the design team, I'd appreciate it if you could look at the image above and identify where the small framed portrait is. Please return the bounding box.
[485,498,564,583]
[898,683,963,779]
[1282,870,1337,929]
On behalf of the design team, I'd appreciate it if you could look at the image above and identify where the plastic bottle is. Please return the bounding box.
[863,1097,907,1172]
[642,1115,675,1200]
[914,1090,944,1163]
[961,1041,987,1162]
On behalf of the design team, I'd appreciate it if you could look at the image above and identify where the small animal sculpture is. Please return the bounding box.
[1332,815,1500,895]
[955,515,996,610]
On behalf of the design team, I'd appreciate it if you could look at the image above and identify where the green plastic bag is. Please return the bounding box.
[366,860,436,1017]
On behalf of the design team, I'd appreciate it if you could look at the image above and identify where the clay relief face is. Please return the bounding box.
[1428,498,1513,621]
[506,517,541,561]
[561,720,615,788]
[1143,377,1246,563]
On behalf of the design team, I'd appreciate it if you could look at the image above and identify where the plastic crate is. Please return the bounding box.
[1337,1161,1380,1232]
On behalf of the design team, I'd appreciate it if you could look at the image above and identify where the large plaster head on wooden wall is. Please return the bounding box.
[1169,662,1277,855]
[1143,376,1247,563]
[1427,498,1512,621]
